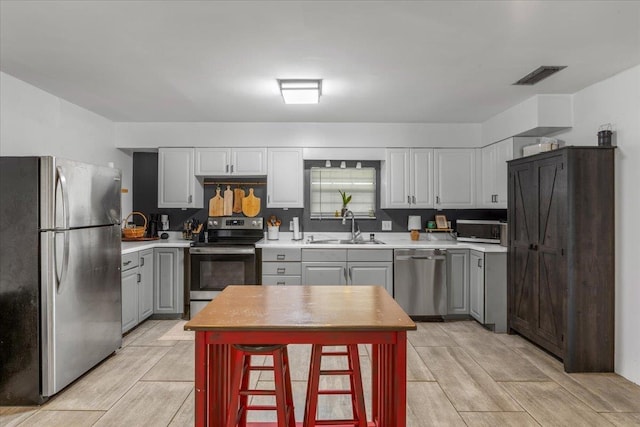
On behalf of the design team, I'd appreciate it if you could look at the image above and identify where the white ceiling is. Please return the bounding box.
[1,1,639,123]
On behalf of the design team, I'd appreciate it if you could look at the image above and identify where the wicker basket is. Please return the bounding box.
[122,212,147,239]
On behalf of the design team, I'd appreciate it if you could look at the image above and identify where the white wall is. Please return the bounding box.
[115,121,482,149]
[552,65,640,385]
[0,72,132,216]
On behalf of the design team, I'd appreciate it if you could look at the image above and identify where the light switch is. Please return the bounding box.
[382,221,392,231]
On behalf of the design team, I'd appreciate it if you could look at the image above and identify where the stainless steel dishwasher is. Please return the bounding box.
[394,249,447,319]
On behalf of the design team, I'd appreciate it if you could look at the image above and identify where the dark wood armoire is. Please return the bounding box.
[507,146,615,372]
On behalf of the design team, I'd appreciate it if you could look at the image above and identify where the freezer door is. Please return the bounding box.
[41,225,122,396]
[40,157,121,230]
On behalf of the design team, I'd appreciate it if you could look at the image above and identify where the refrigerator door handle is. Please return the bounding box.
[54,230,70,293]
[56,166,70,229]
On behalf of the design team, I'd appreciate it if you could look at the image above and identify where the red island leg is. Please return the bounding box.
[194,331,207,427]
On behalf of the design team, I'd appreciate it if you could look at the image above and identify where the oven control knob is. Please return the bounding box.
[252,220,257,226]
[212,220,218,227]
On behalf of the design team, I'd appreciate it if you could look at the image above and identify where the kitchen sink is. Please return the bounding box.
[307,238,385,245]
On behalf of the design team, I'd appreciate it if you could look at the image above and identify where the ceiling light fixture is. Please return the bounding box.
[278,79,322,104]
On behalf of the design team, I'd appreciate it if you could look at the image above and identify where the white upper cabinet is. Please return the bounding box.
[382,148,433,208]
[195,147,266,176]
[158,148,203,208]
[267,148,304,208]
[479,138,512,208]
[434,149,476,209]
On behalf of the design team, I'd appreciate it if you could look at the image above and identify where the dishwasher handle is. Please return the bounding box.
[395,255,447,261]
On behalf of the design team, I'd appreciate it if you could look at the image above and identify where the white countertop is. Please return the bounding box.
[121,232,192,254]
[256,232,507,253]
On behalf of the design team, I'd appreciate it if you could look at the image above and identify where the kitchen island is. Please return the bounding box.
[184,285,416,427]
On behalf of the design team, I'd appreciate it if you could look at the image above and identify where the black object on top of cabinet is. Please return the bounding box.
[507,146,615,373]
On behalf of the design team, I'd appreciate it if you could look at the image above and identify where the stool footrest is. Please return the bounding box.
[318,389,353,395]
[319,369,353,375]
[321,351,349,356]
[239,389,276,396]
[314,419,361,426]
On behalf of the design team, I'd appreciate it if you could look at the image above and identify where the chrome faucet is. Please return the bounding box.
[342,210,361,242]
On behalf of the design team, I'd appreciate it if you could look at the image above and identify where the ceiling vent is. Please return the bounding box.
[513,66,567,85]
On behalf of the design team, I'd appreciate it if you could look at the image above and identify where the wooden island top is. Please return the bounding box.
[184,285,416,332]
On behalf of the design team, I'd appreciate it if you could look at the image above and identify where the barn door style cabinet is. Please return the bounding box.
[507,146,615,372]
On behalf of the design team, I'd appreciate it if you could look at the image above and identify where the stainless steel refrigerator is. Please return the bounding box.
[0,156,122,405]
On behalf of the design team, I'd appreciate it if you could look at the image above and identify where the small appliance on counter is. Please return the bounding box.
[147,213,160,238]
[456,219,505,244]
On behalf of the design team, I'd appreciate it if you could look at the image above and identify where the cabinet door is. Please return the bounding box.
[508,160,537,333]
[434,149,476,208]
[158,148,203,208]
[138,249,154,321]
[447,249,469,315]
[480,144,497,207]
[121,268,138,333]
[469,251,485,323]
[154,248,184,315]
[231,148,267,175]
[534,155,566,350]
[267,148,304,208]
[349,262,393,296]
[195,148,230,175]
[302,262,347,285]
[411,149,434,208]
[493,139,512,207]
[382,149,411,208]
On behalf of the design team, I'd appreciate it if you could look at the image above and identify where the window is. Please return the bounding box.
[310,167,376,219]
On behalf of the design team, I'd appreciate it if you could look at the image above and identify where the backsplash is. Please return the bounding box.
[132,152,506,233]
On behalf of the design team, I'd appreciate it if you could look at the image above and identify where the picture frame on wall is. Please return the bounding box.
[435,214,448,229]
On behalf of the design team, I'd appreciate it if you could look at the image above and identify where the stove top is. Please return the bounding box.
[192,216,264,247]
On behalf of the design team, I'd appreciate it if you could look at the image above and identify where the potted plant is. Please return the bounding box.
[338,190,352,216]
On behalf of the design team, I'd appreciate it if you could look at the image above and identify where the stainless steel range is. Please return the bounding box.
[188,217,263,318]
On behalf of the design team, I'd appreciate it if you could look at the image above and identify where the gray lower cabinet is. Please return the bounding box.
[138,249,154,320]
[262,248,302,286]
[469,250,507,332]
[121,249,154,334]
[153,247,184,315]
[447,249,469,315]
[300,249,393,293]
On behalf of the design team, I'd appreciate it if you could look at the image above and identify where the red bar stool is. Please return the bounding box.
[303,344,367,427]
[226,344,295,427]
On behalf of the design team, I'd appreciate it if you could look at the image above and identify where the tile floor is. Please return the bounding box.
[2,319,640,426]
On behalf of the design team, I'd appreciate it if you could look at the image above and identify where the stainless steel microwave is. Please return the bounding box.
[456,220,506,245]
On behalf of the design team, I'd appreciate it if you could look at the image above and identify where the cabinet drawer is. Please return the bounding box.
[262,248,302,262]
[347,249,393,262]
[262,262,302,276]
[302,249,348,262]
[262,275,302,286]
[121,252,139,271]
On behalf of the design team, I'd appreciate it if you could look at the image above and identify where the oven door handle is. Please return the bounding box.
[189,247,256,255]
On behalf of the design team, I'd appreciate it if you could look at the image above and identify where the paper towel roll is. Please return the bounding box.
[292,217,302,240]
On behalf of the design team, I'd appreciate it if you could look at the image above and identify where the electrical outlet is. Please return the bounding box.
[289,220,294,231]
[382,221,392,231]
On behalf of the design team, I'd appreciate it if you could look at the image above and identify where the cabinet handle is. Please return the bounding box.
[188,195,193,203]
[226,164,229,173]
[140,257,144,267]
[529,243,539,251]
[344,267,348,283]
[478,258,483,268]
[137,273,141,283]
[407,195,411,204]
[412,195,416,204]
[277,267,286,275]
[231,164,234,173]
[268,195,270,204]
[436,196,440,204]
[277,254,285,260]
[123,260,132,266]
[348,267,352,282]
[277,281,285,286]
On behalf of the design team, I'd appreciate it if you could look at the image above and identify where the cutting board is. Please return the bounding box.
[223,185,233,216]
[233,188,245,213]
[242,188,261,217]
[208,188,224,216]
